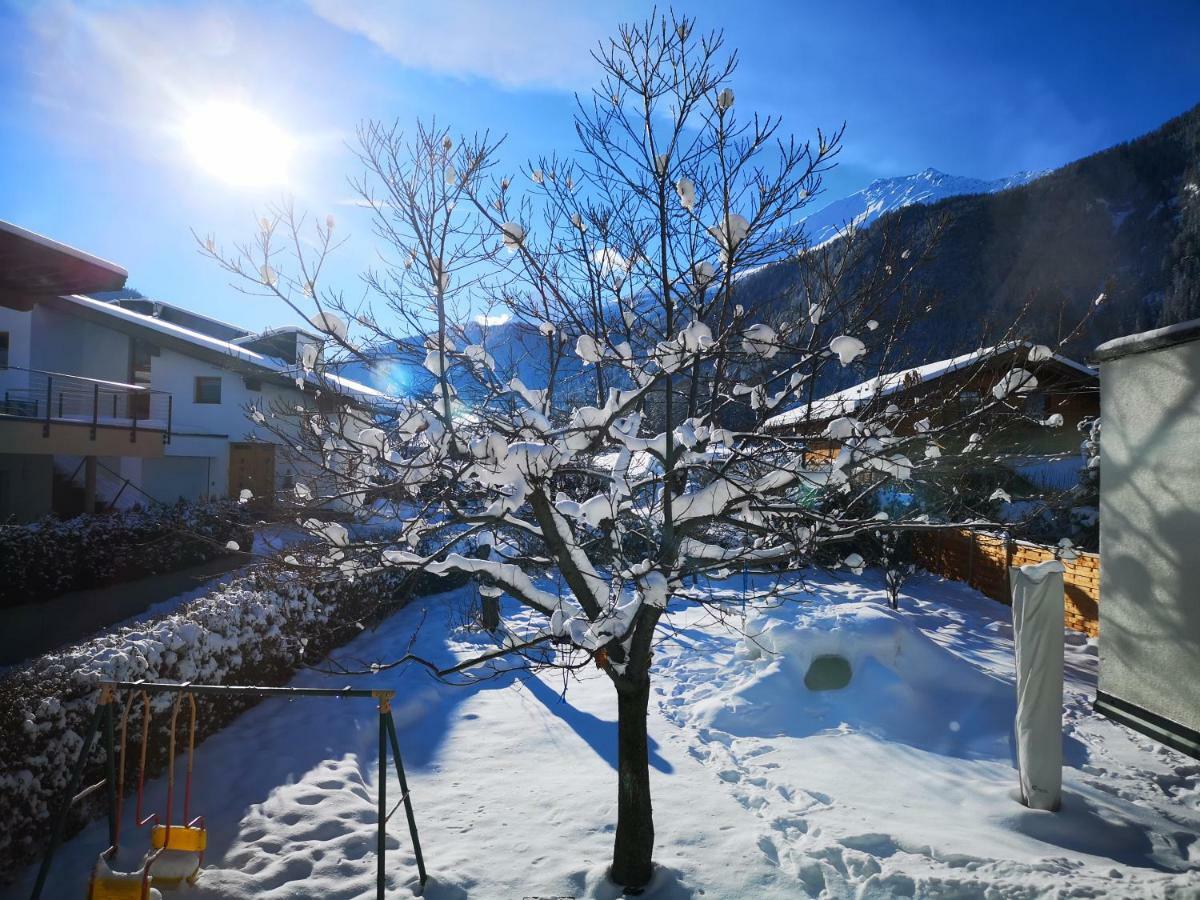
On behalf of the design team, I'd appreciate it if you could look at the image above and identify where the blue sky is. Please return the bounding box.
[2,0,1198,332]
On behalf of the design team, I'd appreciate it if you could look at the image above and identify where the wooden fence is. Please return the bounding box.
[913,529,1100,636]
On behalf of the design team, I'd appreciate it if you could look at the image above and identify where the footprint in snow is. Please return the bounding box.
[757,835,781,866]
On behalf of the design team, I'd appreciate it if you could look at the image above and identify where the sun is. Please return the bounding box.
[181,101,295,187]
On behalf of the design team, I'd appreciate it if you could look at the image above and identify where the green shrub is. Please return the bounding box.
[0,502,252,608]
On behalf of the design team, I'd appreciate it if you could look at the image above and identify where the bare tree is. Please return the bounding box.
[199,11,1087,890]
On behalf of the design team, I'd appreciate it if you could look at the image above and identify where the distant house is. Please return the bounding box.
[1092,319,1200,759]
[0,220,384,522]
[762,342,1099,479]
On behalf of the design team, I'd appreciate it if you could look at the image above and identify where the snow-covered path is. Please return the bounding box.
[4,572,1198,898]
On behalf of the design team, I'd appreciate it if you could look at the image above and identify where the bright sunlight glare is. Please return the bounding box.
[181,101,295,187]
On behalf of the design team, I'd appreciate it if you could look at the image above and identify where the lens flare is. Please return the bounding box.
[181,101,294,187]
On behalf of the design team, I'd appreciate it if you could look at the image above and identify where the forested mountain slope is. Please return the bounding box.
[741,101,1200,364]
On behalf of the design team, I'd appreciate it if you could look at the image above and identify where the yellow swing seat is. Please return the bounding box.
[146,824,206,889]
[87,856,156,900]
[150,824,206,853]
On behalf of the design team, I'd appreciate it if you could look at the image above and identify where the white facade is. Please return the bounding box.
[1094,319,1200,759]
[140,342,309,502]
[0,293,379,515]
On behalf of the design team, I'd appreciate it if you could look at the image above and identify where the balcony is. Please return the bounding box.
[0,366,171,457]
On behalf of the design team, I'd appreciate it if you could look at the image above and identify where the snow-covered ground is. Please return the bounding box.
[5,571,1198,899]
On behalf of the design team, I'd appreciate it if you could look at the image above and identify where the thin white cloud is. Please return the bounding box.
[22,2,272,131]
[15,1,355,197]
[305,0,629,91]
[473,312,512,327]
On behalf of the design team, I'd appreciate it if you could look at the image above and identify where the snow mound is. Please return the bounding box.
[694,601,1016,758]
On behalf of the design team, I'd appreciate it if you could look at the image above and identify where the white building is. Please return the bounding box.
[1093,318,1200,759]
[0,220,384,521]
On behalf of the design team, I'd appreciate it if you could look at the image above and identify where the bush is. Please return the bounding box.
[0,557,464,882]
[0,502,252,608]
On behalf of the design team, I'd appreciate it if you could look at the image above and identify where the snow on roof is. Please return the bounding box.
[233,324,324,346]
[1093,317,1200,362]
[105,294,252,341]
[764,341,1095,429]
[61,294,389,402]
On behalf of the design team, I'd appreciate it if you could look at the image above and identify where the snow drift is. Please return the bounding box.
[693,600,1017,759]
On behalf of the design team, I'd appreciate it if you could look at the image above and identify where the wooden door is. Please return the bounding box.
[228,442,276,507]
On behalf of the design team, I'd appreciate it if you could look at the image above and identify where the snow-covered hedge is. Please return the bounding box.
[0,502,251,608]
[0,560,463,881]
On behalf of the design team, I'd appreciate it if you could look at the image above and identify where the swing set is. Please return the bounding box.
[30,681,427,900]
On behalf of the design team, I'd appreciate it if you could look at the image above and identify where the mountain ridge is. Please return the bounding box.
[801,166,1048,245]
[743,100,1200,367]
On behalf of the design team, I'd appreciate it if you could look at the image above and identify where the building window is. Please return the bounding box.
[194,376,222,404]
[0,332,8,368]
[1023,392,1047,417]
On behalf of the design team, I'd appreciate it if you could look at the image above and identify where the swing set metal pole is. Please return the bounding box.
[378,707,387,900]
[102,680,389,699]
[32,682,428,899]
[386,711,428,886]
[103,698,118,852]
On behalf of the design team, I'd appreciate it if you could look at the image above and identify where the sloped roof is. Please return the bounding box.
[99,292,251,342]
[763,341,1096,430]
[0,220,127,302]
[56,293,388,402]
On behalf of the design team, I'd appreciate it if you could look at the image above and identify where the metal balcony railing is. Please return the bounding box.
[0,366,172,444]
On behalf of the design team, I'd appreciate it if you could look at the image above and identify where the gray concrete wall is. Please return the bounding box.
[29,305,130,383]
[1099,338,1200,734]
[142,455,213,504]
[0,454,53,522]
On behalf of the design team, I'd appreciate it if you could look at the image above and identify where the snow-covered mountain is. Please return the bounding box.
[801,167,1046,246]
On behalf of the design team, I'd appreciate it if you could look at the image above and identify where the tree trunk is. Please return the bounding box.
[611,678,654,890]
[480,595,500,631]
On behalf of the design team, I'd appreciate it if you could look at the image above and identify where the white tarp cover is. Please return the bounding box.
[1010,560,1065,810]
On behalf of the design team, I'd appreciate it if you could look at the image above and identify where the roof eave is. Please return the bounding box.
[48,293,386,406]
[1092,318,1200,363]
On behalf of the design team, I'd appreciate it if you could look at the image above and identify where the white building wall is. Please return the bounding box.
[152,346,255,439]
[2,298,335,510]
[1,306,133,422]
[29,305,130,383]
[1098,333,1200,740]
[257,381,308,492]
[147,346,308,498]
